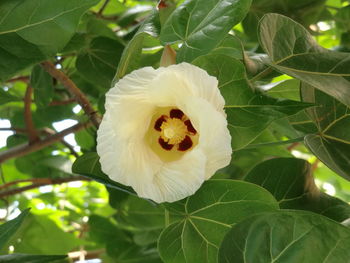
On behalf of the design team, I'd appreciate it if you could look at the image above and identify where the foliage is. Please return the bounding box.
[0,0,350,262]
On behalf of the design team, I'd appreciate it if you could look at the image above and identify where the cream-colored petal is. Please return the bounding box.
[137,148,207,203]
[148,63,225,114]
[97,63,232,204]
[180,97,232,179]
[97,111,163,189]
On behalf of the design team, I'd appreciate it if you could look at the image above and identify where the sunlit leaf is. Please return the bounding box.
[158,180,278,263]
[219,211,350,263]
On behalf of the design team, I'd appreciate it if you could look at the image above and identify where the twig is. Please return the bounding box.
[249,66,274,83]
[0,127,28,133]
[97,0,110,15]
[24,85,39,143]
[311,159,320,172]
[40,61,101,127]
[287,142,300,151]
[0,122,91,164]
[0,176,91,198]
[6,76,29,83]
[49,98,76,106]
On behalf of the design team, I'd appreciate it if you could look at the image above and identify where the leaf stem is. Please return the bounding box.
[249,66,273,83]
[165,209,170,227]
[24,85,39,143]
[244,136,305,149]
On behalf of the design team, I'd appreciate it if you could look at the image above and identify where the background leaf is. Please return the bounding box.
[258,13,350,107]
[218,211,350,263]
[158,180,278,263]
[244,158,350,221]
[0,209,30,251]
[160,0,252,62]
[0,0,99,81]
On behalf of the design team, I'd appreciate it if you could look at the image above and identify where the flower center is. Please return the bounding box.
[160,118,187,144]
[145,107,199,162]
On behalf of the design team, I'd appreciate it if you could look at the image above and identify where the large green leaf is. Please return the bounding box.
[13,214,82,254]
[0,209,29,251]
[0,88,22,105]
[0,254,67,263]
[193,54,311,149]
[301,84,350,180]
[158,180,278,263]
[242,0,326,40]
[72,152,136,195]
[160,0,252,62]
[30,65,53,108]
[258,13,350,107]
[218,211,350,263]
[114,11,160,81]
[244,158,350,221]
[0,0,98,81]
[76,37,124,89]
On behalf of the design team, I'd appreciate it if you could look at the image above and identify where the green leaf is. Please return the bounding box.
[244,158,350,221]
[158,180,278,263]
[0,209,30,250]
[88,214,129,244]
[114,11,160,80]
[305,134,350,181]
[72,152,136,196]
[0,0,99,81]
[258,13,350,107]
[208,34,244,60]
[301,84,350,180]
[218,211,350,263]
[193,54,311,149]
[0,254,67,263]
[0,88,22,105]
[76,37,124,89]
[160,0,252,62]
[30,65,53,108]
[265,79,301,101]
[12,214,82,254]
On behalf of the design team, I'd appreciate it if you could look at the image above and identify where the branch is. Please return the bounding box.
[97,0,110,15]
[24,85,39,143]
[0,176,91,198]
[49,98,76,106]
[6,76,29,83]
[0,122,91,164]
[40,61,101,127]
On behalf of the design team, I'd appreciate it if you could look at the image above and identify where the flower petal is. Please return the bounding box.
[147,63,225,114]
[180,97,232,179]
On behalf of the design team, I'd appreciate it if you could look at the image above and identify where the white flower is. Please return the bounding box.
[97,63,232,203]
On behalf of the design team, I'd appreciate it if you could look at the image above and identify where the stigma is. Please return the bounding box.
[154,109,197,152]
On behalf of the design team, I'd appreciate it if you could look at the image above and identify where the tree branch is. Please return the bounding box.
[0,122,91,164]
[6,76,29,83]
[0,176,91,198]
[24,85,39,143]
[97,0,110,15]
[49,98,76,106]
[40,61,101,127]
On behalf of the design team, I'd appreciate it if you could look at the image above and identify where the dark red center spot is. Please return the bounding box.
[154,115,167,131]
[170,109,184,119]
[158,137,174,151]
[178,136,193,151]
[184,120,197,135]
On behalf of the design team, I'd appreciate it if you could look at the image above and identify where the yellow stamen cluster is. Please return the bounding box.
[160,118,187,145]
